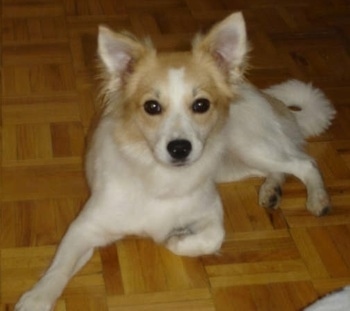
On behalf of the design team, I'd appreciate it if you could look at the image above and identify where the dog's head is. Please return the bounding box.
[97,12,248,167]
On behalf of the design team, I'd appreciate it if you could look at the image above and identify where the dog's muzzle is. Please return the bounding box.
[167,139,192,163]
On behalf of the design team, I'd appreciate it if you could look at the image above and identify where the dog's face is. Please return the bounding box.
[115,53,234,167]
[98,12,248,167]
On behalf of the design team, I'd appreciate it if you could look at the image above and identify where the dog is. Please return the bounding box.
[15,12,335,311]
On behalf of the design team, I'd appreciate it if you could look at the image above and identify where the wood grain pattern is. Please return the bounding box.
[1,1,350,310]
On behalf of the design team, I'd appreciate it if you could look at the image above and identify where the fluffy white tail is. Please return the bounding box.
[264,79,336,138]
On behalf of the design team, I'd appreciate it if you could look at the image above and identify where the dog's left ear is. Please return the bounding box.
[193,12,248,80]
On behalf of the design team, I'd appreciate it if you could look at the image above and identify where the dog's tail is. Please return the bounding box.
[264,79,336,138]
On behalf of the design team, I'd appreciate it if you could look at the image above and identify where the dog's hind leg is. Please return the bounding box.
[276,158,330,216]
[259,173,285,210]
[251,156,330,216]
[294,159,331,216]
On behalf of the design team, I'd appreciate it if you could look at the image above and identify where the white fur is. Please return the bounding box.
[304,287,350,311]
[167,68,187,108]
[15,12,335,311]
[265,79,336,137]
[216,82,333,215]
[216,82,315,182]
[153,67,205,165]
[15,110,226,311]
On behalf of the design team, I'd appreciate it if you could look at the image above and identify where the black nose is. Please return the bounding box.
[167,139,192,160]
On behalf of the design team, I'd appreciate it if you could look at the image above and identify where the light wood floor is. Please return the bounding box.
[1,1,350,310]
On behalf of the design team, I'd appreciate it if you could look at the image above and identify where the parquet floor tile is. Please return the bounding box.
[1,0,350,310]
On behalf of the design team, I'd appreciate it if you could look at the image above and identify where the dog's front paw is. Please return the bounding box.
[15,290,54,311]
[307,189,331,216]
[165,230,224,257]
[166,235,200,257]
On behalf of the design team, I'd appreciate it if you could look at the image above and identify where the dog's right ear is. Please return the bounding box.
[98,26,148,76]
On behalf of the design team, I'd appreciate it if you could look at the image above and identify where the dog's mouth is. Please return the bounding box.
[170,158,190,167]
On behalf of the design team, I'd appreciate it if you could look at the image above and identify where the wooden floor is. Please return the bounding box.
[1,0,350,310]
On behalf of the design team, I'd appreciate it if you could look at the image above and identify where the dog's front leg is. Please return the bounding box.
[15,205,111,311]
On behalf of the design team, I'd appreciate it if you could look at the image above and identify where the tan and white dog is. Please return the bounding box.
[16,12,335,311]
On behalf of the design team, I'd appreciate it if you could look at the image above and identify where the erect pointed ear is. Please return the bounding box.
[98,26,150,76]
[193,12,248,78]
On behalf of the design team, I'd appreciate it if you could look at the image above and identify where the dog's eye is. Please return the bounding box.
[144,100,162,115]
[192,98,210,113]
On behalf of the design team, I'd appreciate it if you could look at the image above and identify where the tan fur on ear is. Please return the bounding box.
[97,26,156,113]
[98,27,153,74]
[192,12,249,83]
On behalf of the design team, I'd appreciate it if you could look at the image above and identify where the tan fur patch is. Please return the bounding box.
[261,90,295,121]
